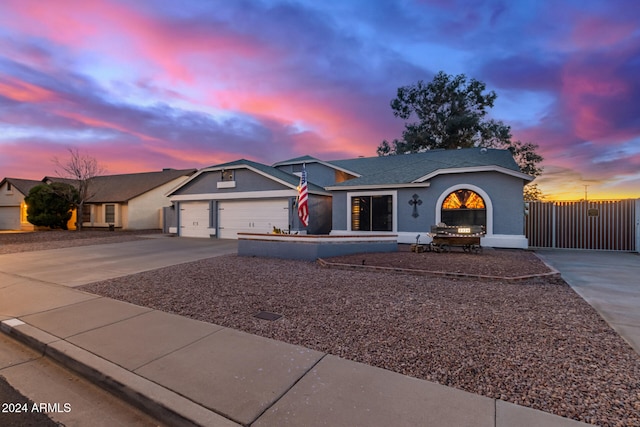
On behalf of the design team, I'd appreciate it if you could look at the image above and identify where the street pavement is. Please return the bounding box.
[1,237,593,426]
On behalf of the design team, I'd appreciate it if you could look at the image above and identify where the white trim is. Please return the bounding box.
[435,184,493,235]
[167,164,331,197]
[171,190,298,202]
[481,234,529,249]
[414,166,533,183]
[346,190,398,233]
[326,183,430,191]
[238,233,397,243]
[167,165,295,195]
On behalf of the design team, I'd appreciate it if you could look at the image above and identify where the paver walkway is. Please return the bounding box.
[1,238,590,426]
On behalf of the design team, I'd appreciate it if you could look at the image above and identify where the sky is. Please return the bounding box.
[1,0,639,200]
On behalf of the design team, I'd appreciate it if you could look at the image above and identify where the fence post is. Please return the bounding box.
[552,202,557,248]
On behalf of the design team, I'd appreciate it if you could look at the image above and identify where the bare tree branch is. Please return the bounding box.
[52,147,106,231]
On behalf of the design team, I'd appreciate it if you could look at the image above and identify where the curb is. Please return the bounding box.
[317,257,562,282]
[0,319,239,427]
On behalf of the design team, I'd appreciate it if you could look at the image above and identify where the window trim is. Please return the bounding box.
[435,184,493,235]
[347,190,397,232]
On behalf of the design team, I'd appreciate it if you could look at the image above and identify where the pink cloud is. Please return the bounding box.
[0,76,56,102]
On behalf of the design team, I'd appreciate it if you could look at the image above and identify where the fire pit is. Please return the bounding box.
[428,224,485,254]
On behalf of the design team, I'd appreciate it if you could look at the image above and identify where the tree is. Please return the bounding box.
[53,148,105,231]
[25,183,78,229]
[378,71,544,194]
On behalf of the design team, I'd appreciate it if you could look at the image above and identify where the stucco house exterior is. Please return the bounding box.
[168,148,533,248]
[0,178,42,230]
[47,168,197,230]
[1,169,195,231]
[166,159,331,238]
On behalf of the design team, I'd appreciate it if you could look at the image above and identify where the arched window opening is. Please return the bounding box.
[441,189,486,227]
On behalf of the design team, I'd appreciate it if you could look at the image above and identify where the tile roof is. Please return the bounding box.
[46,169,196,203]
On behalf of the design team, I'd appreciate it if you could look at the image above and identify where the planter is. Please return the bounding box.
[237,233,398,261]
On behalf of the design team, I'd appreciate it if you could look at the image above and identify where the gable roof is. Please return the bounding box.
[46,169,196,203]
[170,159,329,195]
[272,156,361,178]
[325,148,532,189]
[0,178,43,196]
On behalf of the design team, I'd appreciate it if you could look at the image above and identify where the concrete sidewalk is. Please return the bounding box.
[537,249,640,355]
[0,239,589,426]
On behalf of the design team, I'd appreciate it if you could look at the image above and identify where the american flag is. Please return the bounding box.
[297,164,309,227]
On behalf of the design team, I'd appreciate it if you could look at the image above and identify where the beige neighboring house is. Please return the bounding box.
[44,168,197,230]
[0,178,42,230]
[0,169,195,231]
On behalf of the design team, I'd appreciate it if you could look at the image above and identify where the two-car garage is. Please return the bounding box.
[179,199,290,239]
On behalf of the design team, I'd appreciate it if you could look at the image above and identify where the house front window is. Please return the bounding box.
[351,195,393,231]
[105,204,115,223]
[441,189,486,227]
[82,205,91,223]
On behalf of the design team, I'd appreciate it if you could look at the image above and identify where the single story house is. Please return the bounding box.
[1,169,195,231]
[0,178,43,230]
[167,148,533,248]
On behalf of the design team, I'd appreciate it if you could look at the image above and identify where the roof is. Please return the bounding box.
[0,178,43,196]
[46,169,196,203]
[173,159,328,195]
[272,155,361,177]
[325,148,532,189]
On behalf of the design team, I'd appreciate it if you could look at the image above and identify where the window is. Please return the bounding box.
[105,204,115,223]
[221,170,235,181]
[81,205,91,223]
[441,189,486,227]
[351,195,393,231]
[6,182,12,191]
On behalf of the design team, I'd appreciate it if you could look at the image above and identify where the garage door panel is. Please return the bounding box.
[180,202,211,238]
[218,200,289,239]
[0,206,21,230]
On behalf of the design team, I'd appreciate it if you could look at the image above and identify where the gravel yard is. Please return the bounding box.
[80,250,640,427]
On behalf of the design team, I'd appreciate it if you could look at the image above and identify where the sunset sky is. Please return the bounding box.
[1,0,638,200]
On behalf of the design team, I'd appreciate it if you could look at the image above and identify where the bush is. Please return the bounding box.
[25,183,78,229]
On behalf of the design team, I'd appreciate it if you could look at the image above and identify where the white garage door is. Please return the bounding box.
[218,199,289,239]
[180,201,211,238]
[0,206,21,230]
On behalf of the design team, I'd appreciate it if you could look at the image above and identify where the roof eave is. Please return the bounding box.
[413,166,534,182]
[326,182,431,191]
[274,158,362,178]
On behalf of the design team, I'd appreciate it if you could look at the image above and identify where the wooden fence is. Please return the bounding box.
[525,199,639,251]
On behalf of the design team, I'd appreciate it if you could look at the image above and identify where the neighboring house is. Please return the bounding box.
[167,148,533,248]
[44,168,197,230]
[0,178,42,230]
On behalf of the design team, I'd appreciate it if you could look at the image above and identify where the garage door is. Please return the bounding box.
[0,206,21,230]
[218,199,289,239]
[180,201,211,238]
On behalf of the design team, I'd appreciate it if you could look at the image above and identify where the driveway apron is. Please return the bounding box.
[537,249,640,355]
[0,237,237,287]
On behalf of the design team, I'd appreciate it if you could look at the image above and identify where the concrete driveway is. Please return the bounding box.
[0,236,238,287]
[537,249,640,355]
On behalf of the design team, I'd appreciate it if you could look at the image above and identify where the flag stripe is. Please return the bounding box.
[297,165,309,227]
